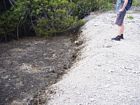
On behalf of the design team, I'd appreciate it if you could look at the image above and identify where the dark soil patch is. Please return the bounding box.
[0,34,82,105]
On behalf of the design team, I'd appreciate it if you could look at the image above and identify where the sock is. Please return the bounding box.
[120,34,124,39]
[121,34,123,36]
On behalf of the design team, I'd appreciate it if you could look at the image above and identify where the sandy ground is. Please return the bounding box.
[47,10,140,105]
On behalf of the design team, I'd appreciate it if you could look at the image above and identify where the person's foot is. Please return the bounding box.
[111,34,124,41]
[120,34,124,39]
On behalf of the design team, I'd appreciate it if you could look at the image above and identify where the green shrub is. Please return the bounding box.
[133,0,140,6]
[71,0,112,18]
[0,0,28,38]
[35,0,84,36]
[0,0,112,39]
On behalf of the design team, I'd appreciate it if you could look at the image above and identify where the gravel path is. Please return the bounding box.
[47,10,140,105]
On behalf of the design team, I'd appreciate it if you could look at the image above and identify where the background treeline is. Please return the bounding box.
[0,0,112,41]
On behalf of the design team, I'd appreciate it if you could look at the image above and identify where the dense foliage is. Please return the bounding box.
[0,0,112,40]
[133,0,140,6]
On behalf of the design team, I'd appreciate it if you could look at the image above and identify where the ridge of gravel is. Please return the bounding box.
[47,10,140,105]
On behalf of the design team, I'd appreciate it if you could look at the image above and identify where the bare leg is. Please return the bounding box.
[112,24,124,41]
[118,24,124,35]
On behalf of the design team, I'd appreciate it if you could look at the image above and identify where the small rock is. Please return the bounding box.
[74,41,83,46]
[11,100,24,105]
